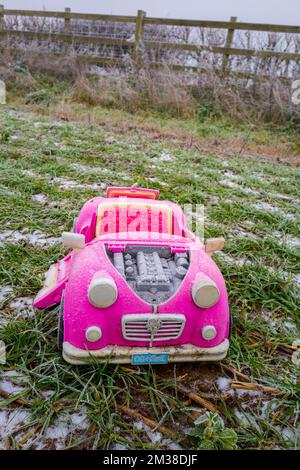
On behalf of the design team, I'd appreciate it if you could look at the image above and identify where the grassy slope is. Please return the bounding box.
[7,74,300,165]
[0,101,299,450]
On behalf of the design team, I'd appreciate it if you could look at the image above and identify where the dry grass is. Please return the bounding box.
[71,62,299,124]
[72,67,196,118]
[188,66,297,124]
[0,49,82,89]
[21,54,82,81]
[72,75,141,113]
[1,44,299,125]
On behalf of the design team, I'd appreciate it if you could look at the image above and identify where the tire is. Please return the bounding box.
[228,309,232,340]
[57,291,64,351]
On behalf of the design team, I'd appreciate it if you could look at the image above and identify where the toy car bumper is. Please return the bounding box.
[62,339,229,365]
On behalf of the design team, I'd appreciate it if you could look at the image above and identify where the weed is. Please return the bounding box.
[187,412,238,450]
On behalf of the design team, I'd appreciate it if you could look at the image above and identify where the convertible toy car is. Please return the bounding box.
[34,187,230,365]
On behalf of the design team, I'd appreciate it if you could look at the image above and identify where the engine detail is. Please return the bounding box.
[107,246,190,304]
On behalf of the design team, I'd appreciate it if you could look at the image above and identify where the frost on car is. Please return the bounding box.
[34,187,230,365]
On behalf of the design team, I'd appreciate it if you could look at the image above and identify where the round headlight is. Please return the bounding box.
[202,325,217,340]
[86,326,102,342]
[88,277,118,308]
[192,276,220,308]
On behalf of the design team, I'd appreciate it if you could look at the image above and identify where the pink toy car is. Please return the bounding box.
[34,187,230,365]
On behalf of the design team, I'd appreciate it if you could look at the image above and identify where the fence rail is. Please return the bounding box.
[2,8,300,33]
[1,6,300,78]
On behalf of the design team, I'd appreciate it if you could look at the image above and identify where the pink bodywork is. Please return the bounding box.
[34,187,230,352]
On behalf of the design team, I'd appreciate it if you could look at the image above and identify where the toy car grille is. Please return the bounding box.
[122,314,186,343]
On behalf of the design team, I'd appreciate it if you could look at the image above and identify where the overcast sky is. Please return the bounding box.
[4,1,300,25]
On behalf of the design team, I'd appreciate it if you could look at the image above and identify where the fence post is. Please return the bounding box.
[134,9,146,66]
[0,5,4,31]
[64,7,71,54]
[0,4,4,55]
[222,16,237,74]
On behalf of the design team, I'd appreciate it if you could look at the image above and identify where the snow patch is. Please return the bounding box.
[229,227,259,240]
[160,152,174,162]
[0,185,20,197]
[41,390,55,399]
[207,195,220,205]
[20,169,37,178]
[133,419,182,449]
[0,229,61,247]
[251,202,296,221]
[31,193,49,205]
[0,410,31,445]
[260,400,279,420]
[219,179,240,189]
[0,369,29,396]
[34,122,48,128]
[70,163,100,174]
[235,388,262,398]
[1,370,29,383]
[216,252,251,267]
[294,274,300,287]
[223,171,241,180]
[9,297,35,319]
[69,162,131,182]
[113,443,128,450]
[234,409,260,432]
[118,174,131,181]
[260,310,278,333]
[283,321,297,332]
[272,231,300,249]
[272,193,299,202]
[44,410,90,450]
[217,377,232,393]
[50,176,106,191]
[154,152,174,162]
[217,377,262,398]
[281,426,298,442]
[0,379,26,395]
[219,179,260,196]
[31,194,60,208]
[148,177,169,187]
[0,285,13,308]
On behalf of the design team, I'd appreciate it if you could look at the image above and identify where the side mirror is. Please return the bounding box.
[205,237,225,256]
[62,232,85,250]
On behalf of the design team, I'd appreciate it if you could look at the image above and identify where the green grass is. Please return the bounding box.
[0,105,299,450]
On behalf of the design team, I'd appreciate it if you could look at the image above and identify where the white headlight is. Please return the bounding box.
[86,326,102,342]
[202,325,217,340]
[88,277,118,308]
[192,276,220,308]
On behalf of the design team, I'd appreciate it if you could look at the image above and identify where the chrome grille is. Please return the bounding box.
[122,314,185,343]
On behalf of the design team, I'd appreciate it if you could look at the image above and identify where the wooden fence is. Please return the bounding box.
[0,6,300,78]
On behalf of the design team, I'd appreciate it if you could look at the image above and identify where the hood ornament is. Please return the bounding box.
[146,317,162,346]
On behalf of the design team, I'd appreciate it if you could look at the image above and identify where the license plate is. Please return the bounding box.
[131,353,169,365]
